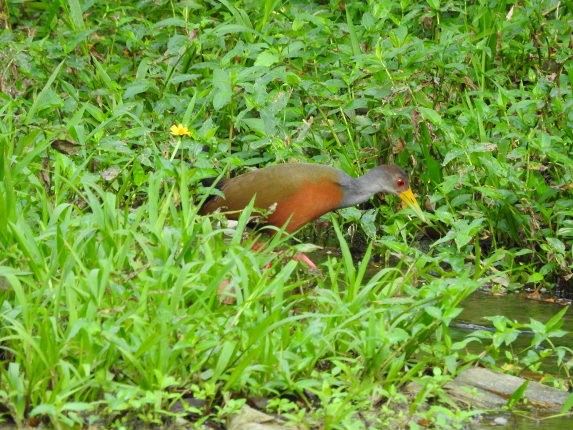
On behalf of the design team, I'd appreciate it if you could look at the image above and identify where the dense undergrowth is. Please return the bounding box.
[0,0,572,428]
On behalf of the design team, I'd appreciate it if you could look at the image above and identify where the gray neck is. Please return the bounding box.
[338,167,394,208]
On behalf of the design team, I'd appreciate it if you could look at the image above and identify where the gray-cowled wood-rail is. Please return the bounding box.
[199,162,425,232]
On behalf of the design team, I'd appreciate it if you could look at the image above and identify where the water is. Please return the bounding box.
[458,291,573,337]
[470,413,573,430]
[455,291,573,355]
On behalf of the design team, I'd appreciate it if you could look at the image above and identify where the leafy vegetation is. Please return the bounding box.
[0,0,571,428]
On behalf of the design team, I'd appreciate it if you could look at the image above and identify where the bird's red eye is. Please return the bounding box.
[396,178,406,187]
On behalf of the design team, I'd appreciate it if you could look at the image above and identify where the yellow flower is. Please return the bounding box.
[170,123,192,137]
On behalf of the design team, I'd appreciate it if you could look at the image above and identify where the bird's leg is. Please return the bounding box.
[250,241,318,270]
[292,252,318,270]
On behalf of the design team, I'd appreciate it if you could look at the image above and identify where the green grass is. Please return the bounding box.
[1,0,572,428]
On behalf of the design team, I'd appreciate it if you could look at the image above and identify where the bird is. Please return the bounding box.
[199,162,425,233]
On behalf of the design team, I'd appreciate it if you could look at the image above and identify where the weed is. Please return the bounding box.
[0,0,571,427]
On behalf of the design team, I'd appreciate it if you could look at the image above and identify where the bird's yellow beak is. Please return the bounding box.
[398,188,426,222]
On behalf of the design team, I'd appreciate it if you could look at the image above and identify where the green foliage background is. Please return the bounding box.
[0,0,571,428]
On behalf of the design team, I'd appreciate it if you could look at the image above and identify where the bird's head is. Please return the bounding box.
[375,165,426,222]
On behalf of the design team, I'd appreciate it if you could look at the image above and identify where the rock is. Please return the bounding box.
[228,405,304,430]
[445,367,570,411]
[492,416,509,425]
